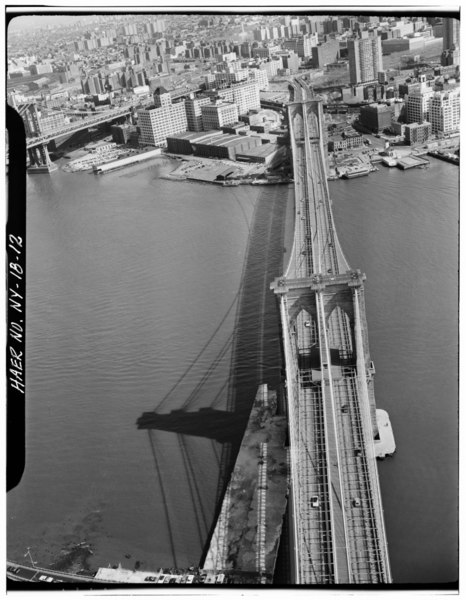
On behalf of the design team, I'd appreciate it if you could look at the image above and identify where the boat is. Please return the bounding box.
[381,153,398,167]
[342,167,370,179]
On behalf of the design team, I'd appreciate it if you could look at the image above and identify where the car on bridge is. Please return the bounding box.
[310,496,320,508]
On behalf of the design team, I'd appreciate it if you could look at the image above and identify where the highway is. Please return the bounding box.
[271,79,391,584]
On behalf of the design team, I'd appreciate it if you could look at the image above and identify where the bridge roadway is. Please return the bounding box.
[25,105,133,150]
[271,81,391,584]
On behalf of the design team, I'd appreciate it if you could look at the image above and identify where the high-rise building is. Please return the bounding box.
[348,36,383,85]
[249,67,269,91]
[290,18,301,35]
[121,24,138,36]
[145,19,165,35]
[240,42,252,58]
[443,18,460,51]
[253,27,269,42]
[442,18,460,65]
[279,51,300,74]
[429,89,460,134]
[283,34,316,58]
[406,90,434,124]
[82,73,105,95]
[185,95,212,131]
[201,101,239,130]
[137,98,187,146]
[84,38,97,51]
[228,81,261,114]
[97,36,111,48]
[311,40,340,68]
[207,81,261,115]
[260,57,283,79]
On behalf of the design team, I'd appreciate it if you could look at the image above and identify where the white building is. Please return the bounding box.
[429,89,460,134]
[249,68,269,91]
[138,100,187,146]
[406,90,434,124]
[283,34,317,58]
[220,52,237,63]
[259,57,283,79]
[227,81,261,114]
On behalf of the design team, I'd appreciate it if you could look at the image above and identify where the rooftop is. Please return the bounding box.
[236,142,277,158]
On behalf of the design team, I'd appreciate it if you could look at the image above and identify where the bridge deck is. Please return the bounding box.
[272,90,391,584]
[25,105,133,149]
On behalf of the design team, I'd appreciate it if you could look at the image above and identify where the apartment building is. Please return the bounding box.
[248,68,269,91]
[348,36,383,85]
[211,81,261,114]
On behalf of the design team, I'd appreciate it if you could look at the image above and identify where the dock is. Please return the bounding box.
[396,155,429,170]
[93,148,162,174]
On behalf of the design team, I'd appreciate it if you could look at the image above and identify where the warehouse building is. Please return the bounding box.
[235,142,286,167]
[192,133,261,160]
[166,130,223,154]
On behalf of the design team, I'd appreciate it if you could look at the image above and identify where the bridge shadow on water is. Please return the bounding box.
[136,184,291,569]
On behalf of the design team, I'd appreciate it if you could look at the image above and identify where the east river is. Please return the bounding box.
[7,156,458,584]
